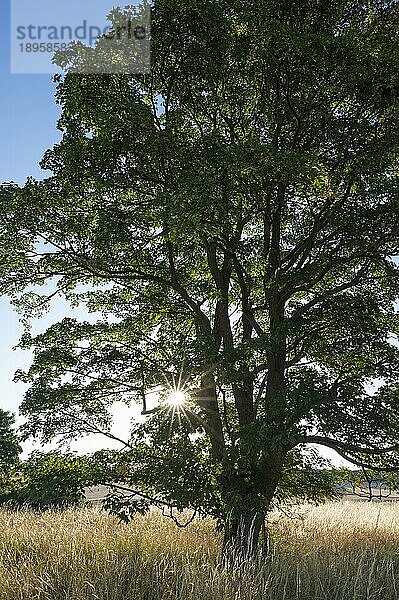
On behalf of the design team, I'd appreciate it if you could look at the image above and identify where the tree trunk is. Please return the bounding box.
[220,451,285,569]
[221,509,268,569]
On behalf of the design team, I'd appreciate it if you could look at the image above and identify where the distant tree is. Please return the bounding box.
[339,467,399,502]
[0,409,21,475]
[1,0,399,564]
[0,451,96,509]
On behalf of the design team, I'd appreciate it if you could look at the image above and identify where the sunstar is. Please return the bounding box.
[166,390,187,408]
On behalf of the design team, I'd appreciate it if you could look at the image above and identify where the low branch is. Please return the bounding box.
[303,435,399,456]
[106,483,198,527]
[302,435,399,471]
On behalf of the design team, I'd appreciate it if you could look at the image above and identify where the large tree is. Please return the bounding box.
[2,0,399,562]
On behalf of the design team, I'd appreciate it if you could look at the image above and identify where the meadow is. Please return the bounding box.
[0,501,398,600]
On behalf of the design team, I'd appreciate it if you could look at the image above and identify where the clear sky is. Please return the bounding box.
[0,0,62,423]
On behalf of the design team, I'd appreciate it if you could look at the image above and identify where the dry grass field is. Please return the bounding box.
[0,502,398,599]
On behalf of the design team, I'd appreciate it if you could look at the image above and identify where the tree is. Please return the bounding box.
[339,467,399,501]
[1,0,399,563]
[0,409,21,475]
[0,409,22,501]
[0,451,97,509]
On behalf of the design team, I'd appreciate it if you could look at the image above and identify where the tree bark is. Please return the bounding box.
[221,510,266,569]
[196,373,225,460]
[220,447,286,568]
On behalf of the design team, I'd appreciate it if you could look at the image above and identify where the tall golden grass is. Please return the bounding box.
[0,501,398,599]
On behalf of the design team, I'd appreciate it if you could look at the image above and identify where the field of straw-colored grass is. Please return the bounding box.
[0,501,398,599]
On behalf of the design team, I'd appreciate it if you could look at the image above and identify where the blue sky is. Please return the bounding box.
[0,0,62,421]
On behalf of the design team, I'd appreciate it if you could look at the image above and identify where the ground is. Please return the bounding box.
[1,501,398,599]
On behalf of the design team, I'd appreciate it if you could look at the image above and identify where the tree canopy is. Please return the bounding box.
[1,0,399,560]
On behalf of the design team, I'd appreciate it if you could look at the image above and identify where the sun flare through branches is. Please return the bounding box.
[166,390,188,408]
[159,367,196,436]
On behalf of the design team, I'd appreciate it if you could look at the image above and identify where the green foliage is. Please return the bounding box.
[0,451,96,509]
[0,410,21,475]
[276,450,343,506]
